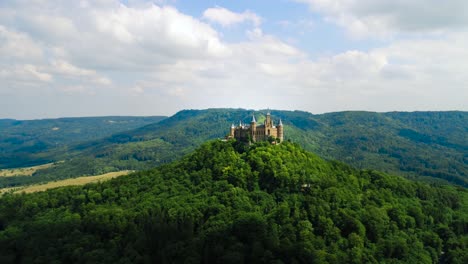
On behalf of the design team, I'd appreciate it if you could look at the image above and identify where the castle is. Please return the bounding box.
[228,112,284,143]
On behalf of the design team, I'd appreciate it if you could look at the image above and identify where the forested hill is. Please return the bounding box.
[16,109,466,188]
[0,116,166,169]
[0,140,466,263]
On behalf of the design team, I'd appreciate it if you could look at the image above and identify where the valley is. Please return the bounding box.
[1,109,465,189]
[0,110,466,263]
[3,1,467,263]
[0,170,132,194]
[0,163,55,177]
[0,116,166,169]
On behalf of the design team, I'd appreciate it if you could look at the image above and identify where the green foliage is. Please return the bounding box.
[304,111,467,187]
[1,109,466,188]
[60,109,468,187]
[0,140,466,263]
[0,116,166,169]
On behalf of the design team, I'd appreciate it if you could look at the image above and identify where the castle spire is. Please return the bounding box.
[278,119,283,126]
[265,111,272,128]
[251,115,256,123]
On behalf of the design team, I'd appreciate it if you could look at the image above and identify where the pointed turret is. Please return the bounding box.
[229,123,235,138]
[277,118,284,143]
[265,111,272,128]
[229,113,284,143]
[251,114,257,142]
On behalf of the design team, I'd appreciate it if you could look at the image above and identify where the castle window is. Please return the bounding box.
[268,129,270,135]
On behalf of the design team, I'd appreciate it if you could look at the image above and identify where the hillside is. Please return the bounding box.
[300,111,467,186]
[0,116,166,169]
[0,141,466,263]
[4,109,463,188]
[0,110,252,188]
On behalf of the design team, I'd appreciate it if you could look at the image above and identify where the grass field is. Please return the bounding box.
[0,170,133,194]
[0,163,56,177]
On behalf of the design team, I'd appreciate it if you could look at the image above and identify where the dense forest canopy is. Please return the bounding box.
[1,109,465,189]
[0,116,166,169]
[0,140,466,263]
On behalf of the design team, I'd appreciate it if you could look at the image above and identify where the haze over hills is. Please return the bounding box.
[0,116,166,169]
[1,109,466,189]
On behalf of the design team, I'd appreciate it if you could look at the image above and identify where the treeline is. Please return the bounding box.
[47,110,468,187]
[0,116,166,169]
[1,110,466,189]
[0,141,466,263]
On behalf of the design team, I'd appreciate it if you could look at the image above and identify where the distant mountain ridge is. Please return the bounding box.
[0,109,466,188]
[0,116,167,169]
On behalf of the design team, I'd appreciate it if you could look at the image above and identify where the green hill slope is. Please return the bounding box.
[1,109,254,187]
[302,111,467,186]
[0,116,166,169]
[0,141,466,263]
[1,109,466,188]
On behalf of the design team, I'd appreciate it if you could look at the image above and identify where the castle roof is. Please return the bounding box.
[279,119,283,126]
[251,115,256,123]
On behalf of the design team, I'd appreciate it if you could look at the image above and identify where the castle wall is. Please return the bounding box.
[229,114,283,143]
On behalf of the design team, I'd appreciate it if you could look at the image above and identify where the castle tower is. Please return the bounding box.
[228,112,284,143]
[230,123,235,137]
[278,119,284,142]
[250,115,257,142]
[265,112,272,128]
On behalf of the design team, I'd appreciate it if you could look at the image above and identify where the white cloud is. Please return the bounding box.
[0,26,43,60]
[291,35,468,111]
[26,15,78,41]
[168,87,185,97]
[52,60,98,77]
[318,50,387,81]
[243,28,303,57]
[203,6,261,27]
[0,1,467,118]
[60,85,90,95]
[50,60,111,85]
[91,4,229,59]
[23,64,53,82]
[130,85,144,96]
[295,0,468,37]
[0,64,52,83]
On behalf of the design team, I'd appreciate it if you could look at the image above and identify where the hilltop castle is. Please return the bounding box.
[228,112,284,143]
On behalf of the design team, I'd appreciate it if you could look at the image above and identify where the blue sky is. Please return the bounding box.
[1,0,467,118]
[175,0,386,55]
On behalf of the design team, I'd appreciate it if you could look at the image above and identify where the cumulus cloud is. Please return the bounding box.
[295,0,468,37]
[0,0,466,118]
[50,60,111,85]
[0,26,43,60]
[52,60,98,77]
[0,64,52,83]
[203,6,261,27]
[92,4,229,58]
